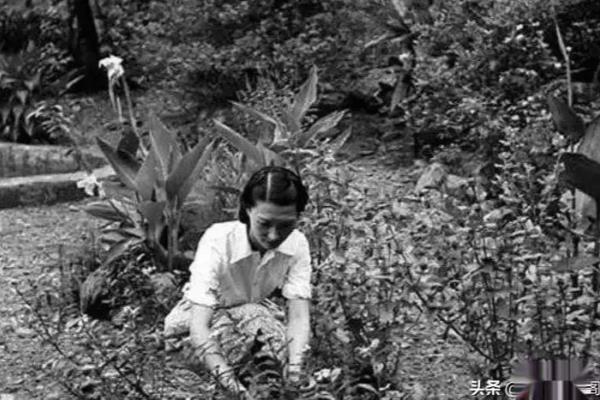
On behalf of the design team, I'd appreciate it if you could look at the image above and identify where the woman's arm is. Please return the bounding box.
[189,304,249,396]
[286,298,311,375]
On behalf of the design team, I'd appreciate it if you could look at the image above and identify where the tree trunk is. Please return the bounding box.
[69,0,105,91]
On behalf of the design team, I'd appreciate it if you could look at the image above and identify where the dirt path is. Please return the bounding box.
[0,201,101,400]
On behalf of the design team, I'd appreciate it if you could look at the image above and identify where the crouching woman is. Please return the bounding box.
[164,166,312,399]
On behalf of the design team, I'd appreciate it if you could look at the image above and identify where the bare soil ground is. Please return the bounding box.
[0,201,101,399]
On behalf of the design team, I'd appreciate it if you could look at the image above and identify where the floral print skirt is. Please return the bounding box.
[164,298,287,373]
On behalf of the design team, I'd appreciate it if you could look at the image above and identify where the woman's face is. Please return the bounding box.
[246,201,298,252]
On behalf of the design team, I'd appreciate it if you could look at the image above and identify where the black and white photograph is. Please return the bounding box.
[1,0,600,399]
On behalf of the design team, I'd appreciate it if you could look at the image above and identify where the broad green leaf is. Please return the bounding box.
[290,66,318,122]
[117,127,140,159]
[213,120,263,166]
[166,137,214,207]
[256,142,285,167]
[560,152,600,201]
[96,137,140,190]
[231,101,283,129]
[280,108,301,135]
[547,96,585,142]
[231,101,288,145]
[104,238,140,266]
[296,110,346,147]
[84,201,130,223]
[148,112,181,176]
[139,201,166,244]
[102,227,143,239]
[134,148,160,201]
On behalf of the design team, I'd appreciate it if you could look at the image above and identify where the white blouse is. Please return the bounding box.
[184,220,312,308]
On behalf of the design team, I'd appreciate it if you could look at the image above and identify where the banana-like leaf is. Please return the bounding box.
[296,110,346,147]
[547,96,585,142]
[148,112,181,177]
[96,137,140,190]
[166,136,214,207]
[102,227,143,239]
[213,120,264,166]
[330,127,353,156]
[231,101,284,129]
[290,66,318,122]
[84,200,130,223]
[104,238,141,266]
[117,127,140,159]
[231,101,288,145]
[139,200,166,244]
[256,142,285,167]
[560,152,600,201]
[280,108,301,135]
[134,148,160,201]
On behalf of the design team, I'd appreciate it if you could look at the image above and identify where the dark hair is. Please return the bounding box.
[238,166,309,224]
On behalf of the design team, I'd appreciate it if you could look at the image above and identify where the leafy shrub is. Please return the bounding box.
[212,66,348,176]
[0,6,66,53]
[0,5,72,85]
[0,43,42,142]
[405,0,562,158]
[25,101,75,144]
[84,113,215,272]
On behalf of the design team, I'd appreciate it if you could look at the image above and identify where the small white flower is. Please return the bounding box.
[76,173,105,197]
[315,368,331,381]
[314,367,341,382]
[99,55,125,84]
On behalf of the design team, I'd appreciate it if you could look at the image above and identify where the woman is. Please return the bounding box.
[164,166,312,399]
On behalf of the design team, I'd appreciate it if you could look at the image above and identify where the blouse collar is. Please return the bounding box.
[230,221,297,263]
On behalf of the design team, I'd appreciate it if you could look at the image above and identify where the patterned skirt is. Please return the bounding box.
[164,298,287,375]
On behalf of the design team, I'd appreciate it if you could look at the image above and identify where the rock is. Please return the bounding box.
[415,162,447,193]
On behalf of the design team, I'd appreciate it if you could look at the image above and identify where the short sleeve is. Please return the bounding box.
[282,233,312,300]
[184,227,222,307]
